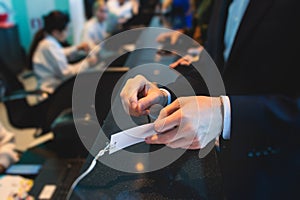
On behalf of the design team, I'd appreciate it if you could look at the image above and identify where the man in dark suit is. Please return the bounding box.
[120,0,300,199]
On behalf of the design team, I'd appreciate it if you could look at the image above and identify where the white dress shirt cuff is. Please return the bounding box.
[159,88,172,105]
[220,96,231,140]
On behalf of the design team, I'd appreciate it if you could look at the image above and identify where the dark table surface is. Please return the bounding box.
[71,109,223,200]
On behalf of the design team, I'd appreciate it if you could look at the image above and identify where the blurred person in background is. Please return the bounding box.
[30,11,96,94]
[161,0,195,30]
[82,0,109,51]
[107,0,139,25]
[157,0,214,46]
[156,0,215,66]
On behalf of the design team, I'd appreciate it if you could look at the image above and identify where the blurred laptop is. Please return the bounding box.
[29,158,85,200]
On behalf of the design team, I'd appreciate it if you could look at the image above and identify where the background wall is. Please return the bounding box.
[69,0,86,45]
[2,0,85,52]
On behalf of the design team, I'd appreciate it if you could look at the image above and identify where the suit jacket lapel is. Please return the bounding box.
[217,0,232,68]
[225,0,275,68]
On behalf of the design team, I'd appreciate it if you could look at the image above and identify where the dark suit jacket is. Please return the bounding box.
[208,0,300,199]
[167,0,300,199]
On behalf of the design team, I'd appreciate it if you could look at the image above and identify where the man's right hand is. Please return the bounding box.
[120,75,168,116]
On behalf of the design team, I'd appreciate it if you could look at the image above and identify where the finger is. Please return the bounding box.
[166,138,194,149]
[169,58,191,69]
[154,109,181,133]
[120,76,147,112]
[120,88,137,115]
[145,127,180,144]
[180,140,201,150]
[164,132,201,149]
[120,97,137,116]
[156,100,180,121]
[137,91,160,112]
[179,60,191,66]
[121,98,139,116]
[169,59,181,68]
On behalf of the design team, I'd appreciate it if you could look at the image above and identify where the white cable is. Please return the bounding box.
[66,144,110,200]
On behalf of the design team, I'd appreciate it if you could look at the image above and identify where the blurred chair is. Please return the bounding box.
[1,55,129,153]
[0,58,74,135]
[50,67,129,155]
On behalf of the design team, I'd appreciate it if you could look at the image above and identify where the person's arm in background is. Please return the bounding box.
[156,30,184,45]
[131,0,139,15]
[63,43,90,62]
[42,42,95,79]
[0,122,19,173]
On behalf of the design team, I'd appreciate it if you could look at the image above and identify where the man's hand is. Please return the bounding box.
[156,31,183,45]
[120,75,168,116]
[145,96,223,149]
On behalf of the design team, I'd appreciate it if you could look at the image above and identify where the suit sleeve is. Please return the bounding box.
[228,95,300,159]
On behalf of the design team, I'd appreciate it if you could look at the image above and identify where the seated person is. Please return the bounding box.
[82,0,109,50]
[0,121,19,173]
[107,0,139,24]
[31,11,96,94]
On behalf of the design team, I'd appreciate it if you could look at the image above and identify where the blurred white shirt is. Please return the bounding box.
[33,35,89,94]
[82,17,108,49]
[107,0,133,20]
